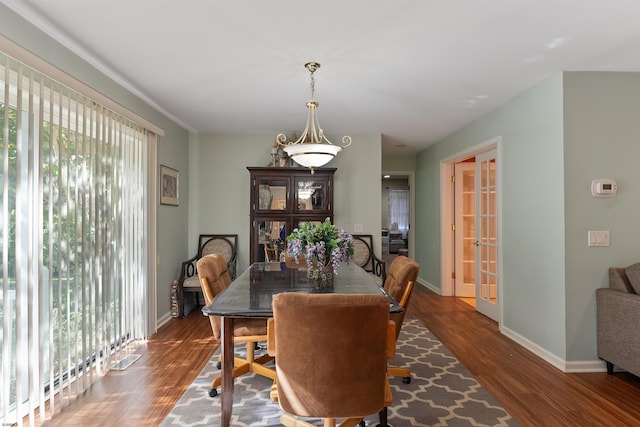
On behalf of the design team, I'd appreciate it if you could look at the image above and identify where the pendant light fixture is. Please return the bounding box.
[276,62,351,174]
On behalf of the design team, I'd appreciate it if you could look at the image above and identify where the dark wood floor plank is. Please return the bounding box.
[41,284,640,426]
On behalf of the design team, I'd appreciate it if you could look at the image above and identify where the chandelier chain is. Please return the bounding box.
[309,65,316,99]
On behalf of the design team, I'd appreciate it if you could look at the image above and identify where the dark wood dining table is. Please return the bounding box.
[202,261,402,427]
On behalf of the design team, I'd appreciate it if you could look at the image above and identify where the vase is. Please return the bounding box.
[258,184,273,210]
[307,257,333,284]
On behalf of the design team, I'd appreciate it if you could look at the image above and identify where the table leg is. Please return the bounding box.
[220,316,235,427]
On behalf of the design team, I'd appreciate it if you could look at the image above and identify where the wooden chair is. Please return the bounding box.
[197,253,276,397]
[268,293,395,427]
[383,255,420,383]
[177,234,238,317]
[264,242,278,262]
[352,234,386,285]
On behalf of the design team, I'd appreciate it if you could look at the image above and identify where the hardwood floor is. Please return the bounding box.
[42,284,640,426]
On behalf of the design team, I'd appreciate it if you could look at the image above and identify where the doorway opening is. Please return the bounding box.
[440,138,501,322]
[381,171,415,272]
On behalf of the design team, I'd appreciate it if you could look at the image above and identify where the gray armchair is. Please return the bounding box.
[596,263,640,377]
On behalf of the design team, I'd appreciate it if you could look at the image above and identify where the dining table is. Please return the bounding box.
[202,260,402,427]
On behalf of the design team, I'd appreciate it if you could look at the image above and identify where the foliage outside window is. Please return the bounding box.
[0,51,149,425]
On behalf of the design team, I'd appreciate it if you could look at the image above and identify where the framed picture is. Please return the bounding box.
[160,165,179,206]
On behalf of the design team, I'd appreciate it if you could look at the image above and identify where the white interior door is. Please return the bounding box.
[454,162,476,297]
[475,150,499,321]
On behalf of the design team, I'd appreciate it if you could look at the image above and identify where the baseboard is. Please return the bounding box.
[417,278,441,295]
[157,311,173,329]
[500,325,607,373]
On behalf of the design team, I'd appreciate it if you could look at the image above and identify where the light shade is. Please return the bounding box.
[283,143,342,169]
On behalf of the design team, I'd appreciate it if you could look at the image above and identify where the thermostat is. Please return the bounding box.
[591,179,617,197]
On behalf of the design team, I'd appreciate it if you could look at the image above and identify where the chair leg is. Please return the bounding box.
[281,413,315,427]
[210,341,276,397]
[377,407,389,427]
[337,418,364,427]
[388,365,411,384]
[210,360,251,393]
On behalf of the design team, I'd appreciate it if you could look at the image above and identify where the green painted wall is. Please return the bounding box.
[188,133,382,272]
[416,71,640,364]
[382,155,416,171]
[416,74,567,359]
[563,72,640,360]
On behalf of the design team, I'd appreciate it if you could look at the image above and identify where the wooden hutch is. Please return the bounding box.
[248,167,336,264]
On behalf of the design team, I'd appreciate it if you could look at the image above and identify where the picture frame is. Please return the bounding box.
[160,165,179,206]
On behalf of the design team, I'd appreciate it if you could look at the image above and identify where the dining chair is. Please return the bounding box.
[197,253,276,397]
[383,255,420,384]
[351,234,386,285]
[267,292,395,427]
[177,234,238,317]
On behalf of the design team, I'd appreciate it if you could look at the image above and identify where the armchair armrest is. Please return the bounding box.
[371,253,387,284]
[267,318,276,357]
[177,254,199,288]
[227,252,238,280]
[386,321,396,359]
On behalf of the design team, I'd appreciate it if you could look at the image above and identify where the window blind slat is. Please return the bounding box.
[0,49,150,426]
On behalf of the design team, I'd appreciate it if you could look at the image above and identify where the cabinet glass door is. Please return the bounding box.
[256,177,288,212]
[294,176,330,212]
[256,219,288,262]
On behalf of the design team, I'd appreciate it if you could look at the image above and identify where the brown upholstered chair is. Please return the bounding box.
[383,255,420,384]
[197,254,276,397]
[352,234,386,285]
[267,293,395,427]
[177,234,237,317]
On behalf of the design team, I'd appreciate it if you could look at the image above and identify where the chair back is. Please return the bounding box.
[196,253,233,339]
[352,234,386,282]
[384,256,420,339]
[271,293,392,419]
[198,234,238,278]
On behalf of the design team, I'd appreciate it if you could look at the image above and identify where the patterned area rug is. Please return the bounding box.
[161,319,520,427]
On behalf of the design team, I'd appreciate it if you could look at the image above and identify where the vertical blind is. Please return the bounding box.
[0,50,149,426]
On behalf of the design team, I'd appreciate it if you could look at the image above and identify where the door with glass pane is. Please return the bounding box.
[475,150,499,321]
[454,162,476,297]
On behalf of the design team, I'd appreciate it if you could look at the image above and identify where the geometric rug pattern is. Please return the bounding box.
[161,319,520,426]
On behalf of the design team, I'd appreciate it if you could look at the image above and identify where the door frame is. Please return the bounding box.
[440,137,503,316]
[382,170,415,258]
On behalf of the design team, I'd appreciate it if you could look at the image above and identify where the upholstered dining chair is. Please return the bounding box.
[351,234,387,285]
[383,255,420,384]
[197,253,276,397]
[177,234,238,317]
[267,293,395,427]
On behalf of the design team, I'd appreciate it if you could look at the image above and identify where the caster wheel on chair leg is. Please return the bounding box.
[402,376,411,384]
[216,361,221,369]
[209,388,218,397]
[358,421,366,427]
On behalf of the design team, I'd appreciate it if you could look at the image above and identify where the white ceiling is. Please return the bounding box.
[4,0,640,155]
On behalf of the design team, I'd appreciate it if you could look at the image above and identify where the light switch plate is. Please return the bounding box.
[588,230,610,247]
[354,223,364,232]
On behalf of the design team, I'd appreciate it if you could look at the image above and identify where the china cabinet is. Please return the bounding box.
[248,167,336,263]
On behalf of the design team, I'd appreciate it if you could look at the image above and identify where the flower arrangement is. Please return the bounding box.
[286,218,354,274]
